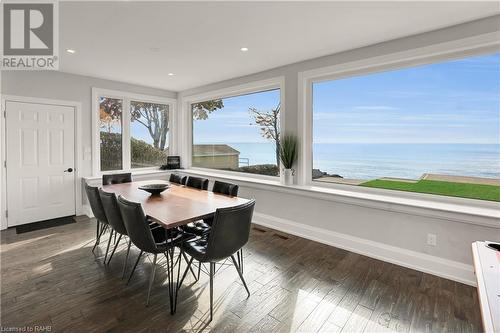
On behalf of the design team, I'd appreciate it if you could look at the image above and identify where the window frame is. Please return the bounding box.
[181,76,285,180]
[298,33,500,205]
[92,88,176,176]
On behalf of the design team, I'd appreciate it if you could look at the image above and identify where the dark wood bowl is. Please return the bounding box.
[138,184,169,195]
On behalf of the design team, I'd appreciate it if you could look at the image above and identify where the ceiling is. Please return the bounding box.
[59,1,500,92]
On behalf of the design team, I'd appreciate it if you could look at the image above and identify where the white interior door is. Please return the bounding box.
[6,101,76,226]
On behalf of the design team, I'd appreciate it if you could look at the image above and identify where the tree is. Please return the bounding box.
[99,98,224,152]
[130,102,169,151]
[192,99,224,120]
[99,98,122,133]
[249,103,281,167]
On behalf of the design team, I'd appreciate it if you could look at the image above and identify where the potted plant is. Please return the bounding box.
[279,134,298,185]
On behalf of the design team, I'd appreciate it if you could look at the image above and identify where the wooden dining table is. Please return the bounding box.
[101,179,250,314]
[102,179,250,229]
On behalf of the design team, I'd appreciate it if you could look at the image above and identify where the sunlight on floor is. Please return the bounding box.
[32,262,53,275]
[289,289,320,331]
[0,234,56,253]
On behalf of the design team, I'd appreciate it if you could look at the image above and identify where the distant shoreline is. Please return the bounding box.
[223,142,500,180]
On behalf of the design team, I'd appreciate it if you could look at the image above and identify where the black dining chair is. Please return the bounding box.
[169,173,187,185]
[211,181,245,274]
[99,189,132,277]
[185,176,209,190]
[102,172,132,185]
[185,181,241,238]
[212,180,239,197]
[189,180,242,277]
[182,176,211,236]
[85,183,111,258]
[177,200,255,321]
[116,195,190,310]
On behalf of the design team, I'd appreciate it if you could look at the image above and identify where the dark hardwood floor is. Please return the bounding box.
[0,216,482,332]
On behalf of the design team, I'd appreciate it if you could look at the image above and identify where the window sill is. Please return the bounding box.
[179,169,500,228]
[84,168,171,183]
[82,168,499,228]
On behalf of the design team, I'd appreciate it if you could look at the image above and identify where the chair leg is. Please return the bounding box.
[209,262,215,322]
[92,222,107,253]
[231,255,250,297]
[122,238,132,279]
[99,224,107,240]
[104,229,114,263]
[198,261,202,280]
[177,256,194,291]
[107,234,123,265]
[92,222,100,253]
[181,252,198,281]
[146,253,157,307]
[127,250,143,285]
[240,249,244,274]
[92,221,100,253]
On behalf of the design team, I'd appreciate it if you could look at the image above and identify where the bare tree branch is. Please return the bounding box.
[249,103,281,167]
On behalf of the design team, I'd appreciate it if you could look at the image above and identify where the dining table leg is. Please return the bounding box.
[165,229,178,315]
[174,247,184,313]
[169,246,177,314]
[164,251,173,313]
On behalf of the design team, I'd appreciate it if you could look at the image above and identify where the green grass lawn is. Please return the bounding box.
[360,179,500,202]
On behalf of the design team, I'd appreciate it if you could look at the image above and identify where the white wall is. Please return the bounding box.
[177,16,500,285]
[1,70,176,184]
[241,183,498,285]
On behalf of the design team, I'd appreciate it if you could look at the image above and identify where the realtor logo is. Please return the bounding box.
[2,1,59,70]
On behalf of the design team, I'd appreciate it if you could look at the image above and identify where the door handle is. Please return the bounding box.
[64,168,74,173]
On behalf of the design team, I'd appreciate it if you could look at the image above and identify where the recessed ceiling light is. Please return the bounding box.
[240,47,249,52]
[168,73,175,76]
[66,49,76,54]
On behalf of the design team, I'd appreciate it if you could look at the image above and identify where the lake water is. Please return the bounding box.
[229,143,500,180]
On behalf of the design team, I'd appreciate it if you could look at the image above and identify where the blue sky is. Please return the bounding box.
[193,89,281,144]
[133,52,499,145]
[313,52,500,144]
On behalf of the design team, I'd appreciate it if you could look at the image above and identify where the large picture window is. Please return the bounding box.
[94,89,173,173]
[99,97,123,171]
[312,52,500,202]
[130,101,169,168]
[192,88,281,176]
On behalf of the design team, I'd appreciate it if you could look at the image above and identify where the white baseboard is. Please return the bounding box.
[252,211,476,286]
[78,205,475,286]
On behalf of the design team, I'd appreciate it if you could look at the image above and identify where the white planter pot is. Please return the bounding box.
[282,169,294,186]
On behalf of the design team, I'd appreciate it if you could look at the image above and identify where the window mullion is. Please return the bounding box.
[123,98,131,171]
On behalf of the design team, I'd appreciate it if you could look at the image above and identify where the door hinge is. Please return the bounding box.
[3,110,5,118]
[5,210,8,218]
[3,161,6,168]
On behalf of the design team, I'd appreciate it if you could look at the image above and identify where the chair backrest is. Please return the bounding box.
[84,183,108,224]
[169,173,187,185]
[205,200,255,262]
[212,180,239,197]
[102,172,132,185]
[186,176,209,190]
[116,196,157,253]
[98,189,128,235]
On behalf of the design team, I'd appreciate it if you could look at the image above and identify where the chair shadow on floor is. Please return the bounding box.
[1,226,203,332]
